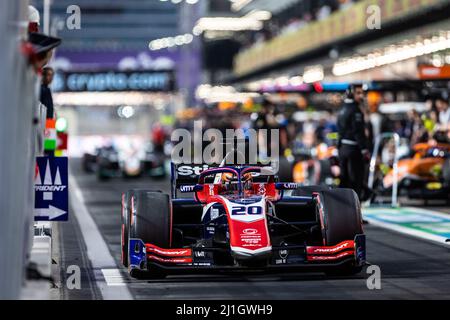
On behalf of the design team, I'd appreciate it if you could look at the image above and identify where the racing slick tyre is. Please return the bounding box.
[82,154,94,173]
[96,167,109,181]
[122,189,164,267]
[129,191,171,279]
[150,167,167,180]
[317,188,364,276]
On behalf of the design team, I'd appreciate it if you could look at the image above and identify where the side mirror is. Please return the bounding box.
[193,184,206,204]
[193,184,204,192]
[275,183,301,190]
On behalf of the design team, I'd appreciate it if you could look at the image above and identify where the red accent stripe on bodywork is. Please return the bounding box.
[306,240,354,255]
[147,255,193,264]
[145,244,192,257]
[306,251,354,261]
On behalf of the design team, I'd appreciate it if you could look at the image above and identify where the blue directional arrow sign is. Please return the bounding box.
[34,156,69,221]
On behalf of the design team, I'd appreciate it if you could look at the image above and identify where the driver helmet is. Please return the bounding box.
[221,172,238,193]
[221,172,253,193]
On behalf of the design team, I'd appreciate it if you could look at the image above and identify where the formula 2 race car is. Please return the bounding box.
[97,143,166,181]
[120,160,366,278]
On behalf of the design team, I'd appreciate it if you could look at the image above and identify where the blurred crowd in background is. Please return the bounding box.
[167,91,450,160]
[242,0,360,48]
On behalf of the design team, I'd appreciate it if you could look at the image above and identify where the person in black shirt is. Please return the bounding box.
[337,84,370,200]
[40,67,54,119]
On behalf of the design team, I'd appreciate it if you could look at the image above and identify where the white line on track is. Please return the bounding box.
[69,173,132,299]
[101,269,127,286]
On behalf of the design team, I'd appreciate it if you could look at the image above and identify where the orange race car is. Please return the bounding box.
[379,142,450,200]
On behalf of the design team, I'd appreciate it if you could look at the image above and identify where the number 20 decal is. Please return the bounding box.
[231,206,262,215]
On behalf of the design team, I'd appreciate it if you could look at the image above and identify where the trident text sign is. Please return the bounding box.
[34,156,69,221]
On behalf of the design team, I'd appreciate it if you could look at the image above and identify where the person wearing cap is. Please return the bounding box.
[28,5,40,33]
[337,84,370,200]
[26,5,55,70]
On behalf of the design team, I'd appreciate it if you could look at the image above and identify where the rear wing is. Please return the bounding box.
[171,161,281,198]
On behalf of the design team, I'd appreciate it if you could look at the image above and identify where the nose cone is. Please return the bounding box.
[230,245,272,261]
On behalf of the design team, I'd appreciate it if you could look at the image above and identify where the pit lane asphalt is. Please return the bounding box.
[60,157,450,300]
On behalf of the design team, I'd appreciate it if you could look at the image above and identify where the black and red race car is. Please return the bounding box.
[120,161,366,278]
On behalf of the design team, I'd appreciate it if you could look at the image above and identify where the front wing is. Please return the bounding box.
[128,235,366,274]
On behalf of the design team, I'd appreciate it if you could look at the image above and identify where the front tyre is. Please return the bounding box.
[316,188,364,276]
[129,191,171,279]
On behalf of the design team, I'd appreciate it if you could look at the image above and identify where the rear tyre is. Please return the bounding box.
[129,191,171,279]
[97,166,109,181]
[316,188,364,276]
[82,155,93,173]
[150,166,167,180]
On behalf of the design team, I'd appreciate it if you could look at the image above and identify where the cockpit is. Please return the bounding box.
[196,167,278,201]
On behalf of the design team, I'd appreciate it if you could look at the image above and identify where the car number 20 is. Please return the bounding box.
[231,206,262,215]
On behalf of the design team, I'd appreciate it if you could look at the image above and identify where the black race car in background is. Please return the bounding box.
[82,147,100,173]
